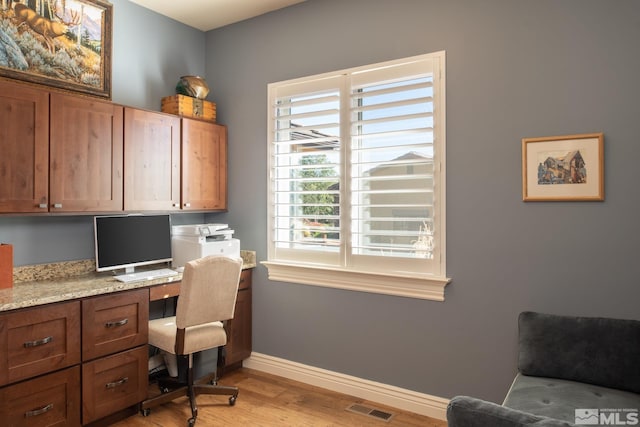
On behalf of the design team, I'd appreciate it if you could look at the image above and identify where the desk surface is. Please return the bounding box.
[0,253,256,312]
[0,270,182,312]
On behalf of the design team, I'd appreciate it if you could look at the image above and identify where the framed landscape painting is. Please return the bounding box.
[0,0,112,99]
[522,133,604,202]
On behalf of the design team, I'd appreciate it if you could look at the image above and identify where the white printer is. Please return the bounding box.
[171,223,240,268]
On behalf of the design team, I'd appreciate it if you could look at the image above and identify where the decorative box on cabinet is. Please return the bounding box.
[222,268,252,370]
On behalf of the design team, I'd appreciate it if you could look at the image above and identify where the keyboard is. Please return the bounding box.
[114,268,179,283]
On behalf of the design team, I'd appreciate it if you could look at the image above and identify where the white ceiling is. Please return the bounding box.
[127,0,306,32]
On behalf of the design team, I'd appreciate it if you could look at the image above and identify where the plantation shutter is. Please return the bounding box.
[349,58,438,262]
[268,52,445,281]
[270,77,342,265]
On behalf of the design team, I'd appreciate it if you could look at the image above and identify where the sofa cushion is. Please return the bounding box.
[447,395,574,427]
[518,311,640,393]
[503,374,640,424]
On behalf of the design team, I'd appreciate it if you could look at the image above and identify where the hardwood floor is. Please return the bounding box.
[111,367,447,426]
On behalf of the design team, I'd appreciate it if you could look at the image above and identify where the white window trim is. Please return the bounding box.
[265,51,451,301]
[262,260,450,301]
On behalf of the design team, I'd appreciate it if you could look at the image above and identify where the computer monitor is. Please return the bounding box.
[94,214,172,274]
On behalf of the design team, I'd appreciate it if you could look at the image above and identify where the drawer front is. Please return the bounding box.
[149,281,181,301]
[82,345,148,425]
[0,366,81,427]
[82,288,148,360]
[0,301,81,386]
[238,269,252,291]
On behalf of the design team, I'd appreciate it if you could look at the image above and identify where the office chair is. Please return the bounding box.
[140,255,243,426]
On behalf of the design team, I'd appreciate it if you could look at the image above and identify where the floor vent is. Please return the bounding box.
[346,403,395,422]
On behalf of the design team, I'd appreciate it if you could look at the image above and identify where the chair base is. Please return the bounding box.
[140,356,238,426]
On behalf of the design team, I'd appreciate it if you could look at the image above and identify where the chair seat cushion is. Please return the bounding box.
[503,373,640,423]
[148,316,227,355]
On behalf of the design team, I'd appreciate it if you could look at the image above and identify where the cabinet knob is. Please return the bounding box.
[173,203,180,207]
[53,203,63,209]
[38,203,47,209]
[184,203,191,208]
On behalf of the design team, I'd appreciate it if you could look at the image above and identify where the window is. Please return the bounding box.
[264,52,450,300]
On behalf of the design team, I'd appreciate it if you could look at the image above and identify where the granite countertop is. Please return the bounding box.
[0,251,256,313]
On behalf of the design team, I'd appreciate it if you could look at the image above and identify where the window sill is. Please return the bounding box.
[262,261,451,301]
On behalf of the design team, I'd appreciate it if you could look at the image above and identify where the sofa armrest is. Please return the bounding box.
[446,396,574,427]
[518,311,640,393]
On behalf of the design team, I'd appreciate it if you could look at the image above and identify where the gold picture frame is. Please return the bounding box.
[0,0,112,99]
[522,133,604,201]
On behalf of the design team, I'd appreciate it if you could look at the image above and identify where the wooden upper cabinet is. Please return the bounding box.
[181,119,227,211]
[124,108,181,211]
[0,80,49,213]
[49,93,124,212]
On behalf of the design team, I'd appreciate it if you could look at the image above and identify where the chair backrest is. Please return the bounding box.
[175,255,243,329]
[518,311,640,393]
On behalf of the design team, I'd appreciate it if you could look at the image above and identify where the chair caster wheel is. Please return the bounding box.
[229,395,237,406]
[188,417,196,426]
[141,408,151,417]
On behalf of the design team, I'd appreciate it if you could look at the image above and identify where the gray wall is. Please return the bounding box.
[3,0,640,404]
[0,0,206,266]
[205,0,640,402]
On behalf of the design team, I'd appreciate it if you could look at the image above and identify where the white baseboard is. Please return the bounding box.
[243,352,449,421]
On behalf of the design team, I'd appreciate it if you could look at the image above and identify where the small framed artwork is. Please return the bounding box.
[522,133,604,201]
[0,0,113,99]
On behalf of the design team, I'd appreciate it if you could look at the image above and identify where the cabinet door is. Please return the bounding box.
[49,93,124,212]
[124,108,181,211]
[224,269,252,367]
[181,119,227,210]
[0,80,49,213]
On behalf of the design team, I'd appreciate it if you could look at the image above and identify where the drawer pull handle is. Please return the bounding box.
[105,377,129,389]
[24,336,53,348]
[105,318,129,328]
[25,403,53,417]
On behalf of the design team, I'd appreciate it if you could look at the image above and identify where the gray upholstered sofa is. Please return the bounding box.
[447,311,640,426]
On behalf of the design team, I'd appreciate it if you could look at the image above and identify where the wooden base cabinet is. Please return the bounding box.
[81,289,149,425]
[0,288,149,425]
[223,269,252,370]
